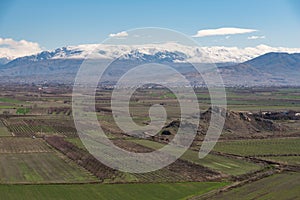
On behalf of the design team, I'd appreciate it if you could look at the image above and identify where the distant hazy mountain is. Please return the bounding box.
[217,52,300,86]
[0,44,300,86]
[240,52,300,74]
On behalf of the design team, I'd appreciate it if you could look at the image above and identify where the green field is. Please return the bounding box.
[16,107,30,115]
[213,138,300,156]
[67,137,261,176]
[0,97,25,113]
[224,88,300,111]
[0,153,98,183]
[0,137,97,183]
[0,97,22,104]
[0,182,228,200]
[0,86,300,199]
[210,173,300,199]
[0,105,15,109]
[132,139,261,176]
[262,156,300,165]
[192,87,300,111]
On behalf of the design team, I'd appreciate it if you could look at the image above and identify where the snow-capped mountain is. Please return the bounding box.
[1,43,300,86]
[3,43,300,64]
[51,43,300,63]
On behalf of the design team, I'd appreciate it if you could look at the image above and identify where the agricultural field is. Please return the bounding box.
[261,156,300,165]
[212,138,300,169]
[3,117,77,137]
[0,182,228,200]
[213,138,300,156]
[130,87,300,112]
[0,137,98,184]
[48,136,223,183]
[66,137,88,150]
[0,85,300,199]
[68,137,260,176]
[0,153,98,183]
[0,96,31,115]
[0,97,22,104]
[224,87,300,111]
[0,137,52,153]
[132,139,262,176]
[209,172,300,200]
[0,119,11,136]
[16,107,30,115]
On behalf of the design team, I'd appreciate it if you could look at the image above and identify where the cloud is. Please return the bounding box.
[109,31,128,38]
[247,35,266,40]
[0,38,42,59]
[192,27,257,37]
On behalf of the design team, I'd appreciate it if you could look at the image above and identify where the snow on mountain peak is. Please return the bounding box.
[53,43,300,63]
[4,43,300,64]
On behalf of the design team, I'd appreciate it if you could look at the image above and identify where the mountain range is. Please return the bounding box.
[0,43,299,86]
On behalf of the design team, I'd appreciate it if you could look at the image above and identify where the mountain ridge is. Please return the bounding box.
[0,44,300,86]
[2,43,300,64]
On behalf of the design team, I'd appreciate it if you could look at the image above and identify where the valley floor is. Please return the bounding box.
[0,86,299,199]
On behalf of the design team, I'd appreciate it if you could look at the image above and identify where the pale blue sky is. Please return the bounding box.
[0,0,300,49]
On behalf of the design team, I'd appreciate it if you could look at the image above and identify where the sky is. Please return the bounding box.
[0,0,300,52]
